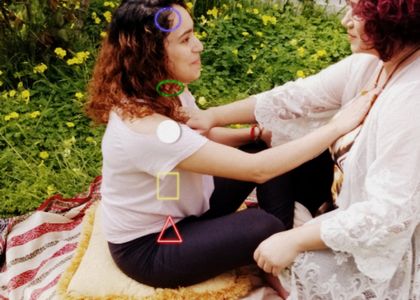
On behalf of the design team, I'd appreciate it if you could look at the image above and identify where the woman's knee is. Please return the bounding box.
[244,209,285,239]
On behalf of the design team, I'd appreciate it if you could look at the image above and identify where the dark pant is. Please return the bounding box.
[108,146,334,288]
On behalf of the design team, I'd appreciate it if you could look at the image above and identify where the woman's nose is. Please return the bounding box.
[341,9,353,28]
[192,36,204,53]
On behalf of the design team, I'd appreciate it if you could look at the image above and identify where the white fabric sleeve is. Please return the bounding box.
[123,123,208,178]
[253,55,356,146]
[320,83,420,281]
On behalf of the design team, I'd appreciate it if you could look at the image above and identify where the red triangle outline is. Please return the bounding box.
[157,215,183,244]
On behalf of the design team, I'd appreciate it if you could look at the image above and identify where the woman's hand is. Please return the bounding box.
[260,128,272,147]
[329,89,378,135]
[186,108,216,135]
[253,230,300,277]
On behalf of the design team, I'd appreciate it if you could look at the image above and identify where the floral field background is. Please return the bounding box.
[0,0,350,217]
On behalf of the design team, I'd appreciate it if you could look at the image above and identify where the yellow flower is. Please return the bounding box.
[297,47,305,57]
[246,68,253,74]
[0,70,3,75]
[242,32,249,37]
[195,31,208,40]
[103,11,112,23]
[95,17,101,24]
[289,39,298,46]
[197,96,207,106]
[232,49,239,56]
[9,90,16,97]
[85,137,96,144]
[262,15,277,26]
[67,51,90,65]
[63,136,76,147]
[4,112,19,121]
[253,8,259,14]
[237,3,242,8]
[296,70,306,78]
[186,2,193,10]
[21,90,30,103]
[17,82,23,90]
[316,49,327,57]
[47,185,55,195]
[255,31,263,37]
[66,122,75,128]
[223,15,230,20]
[251,54,257,61]
[207,7,218,18]
[100,31,108,38]
[30,111,41,118]
[54,47,67,59]
[104,1,116,8]
[33,63,48,74]
[67,58,78,65]
[75,92,84,99]
[39,151,49,160]
[200,16,208,25]
[310,54,319,61]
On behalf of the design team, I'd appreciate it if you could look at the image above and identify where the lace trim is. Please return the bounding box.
[253,82,337,146]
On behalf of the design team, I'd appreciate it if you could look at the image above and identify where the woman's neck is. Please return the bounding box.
[382,45,420,76]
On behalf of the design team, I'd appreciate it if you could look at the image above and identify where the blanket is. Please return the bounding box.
[0,177,101,300]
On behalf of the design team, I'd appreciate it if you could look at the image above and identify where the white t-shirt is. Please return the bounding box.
[100,90,214,244]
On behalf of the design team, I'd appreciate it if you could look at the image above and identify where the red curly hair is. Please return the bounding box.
[86,0,188,124]
[353,0,420,61]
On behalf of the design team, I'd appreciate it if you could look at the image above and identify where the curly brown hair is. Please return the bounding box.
[86,0,188,124]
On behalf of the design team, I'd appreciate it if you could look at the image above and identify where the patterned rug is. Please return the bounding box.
[0,177,101,300]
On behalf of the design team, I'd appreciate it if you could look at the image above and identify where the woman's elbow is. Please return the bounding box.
[250,164,270,184]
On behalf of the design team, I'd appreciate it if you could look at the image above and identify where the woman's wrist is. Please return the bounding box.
[250,124,263,142]
[207,107,219,128]
[325,121,344,139]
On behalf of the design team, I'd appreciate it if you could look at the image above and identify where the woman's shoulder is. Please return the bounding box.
[110,110,169,136]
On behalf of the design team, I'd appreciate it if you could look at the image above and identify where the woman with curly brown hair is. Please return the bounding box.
[85,0,371,289]
[189,0,420,298]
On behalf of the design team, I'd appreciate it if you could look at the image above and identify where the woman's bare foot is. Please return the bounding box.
[264,273,289,299]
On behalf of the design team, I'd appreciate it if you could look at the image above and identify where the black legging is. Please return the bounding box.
[108,146,334,288]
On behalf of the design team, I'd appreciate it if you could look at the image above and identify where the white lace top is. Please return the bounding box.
[254,54,420,290]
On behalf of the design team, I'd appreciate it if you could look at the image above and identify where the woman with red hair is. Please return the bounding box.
[189,0,420,298]
[85,0,370,290]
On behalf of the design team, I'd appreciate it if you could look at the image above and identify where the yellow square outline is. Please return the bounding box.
[156,172,180,200]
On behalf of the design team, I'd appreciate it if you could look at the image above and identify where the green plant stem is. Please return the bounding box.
[0,131,34,173]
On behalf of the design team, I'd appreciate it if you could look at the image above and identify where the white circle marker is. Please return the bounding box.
[156,120,181,144]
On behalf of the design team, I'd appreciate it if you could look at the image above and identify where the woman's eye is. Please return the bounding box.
[182,37,190,43]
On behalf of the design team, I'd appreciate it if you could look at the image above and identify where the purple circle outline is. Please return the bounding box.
[154,7,182,33]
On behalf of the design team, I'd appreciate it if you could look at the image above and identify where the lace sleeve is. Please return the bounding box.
[320,84,420,281]
[254,81,338,146]
[253,56,355,146]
